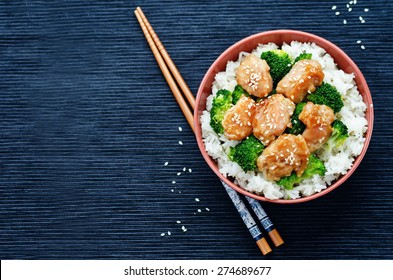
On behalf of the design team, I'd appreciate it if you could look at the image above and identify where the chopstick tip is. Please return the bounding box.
[256,237,272,255]
[268,229,284,247]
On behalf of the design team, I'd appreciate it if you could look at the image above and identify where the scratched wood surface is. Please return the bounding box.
[1,0,392,259]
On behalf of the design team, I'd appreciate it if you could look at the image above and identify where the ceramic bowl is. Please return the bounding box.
[194,30,374,204]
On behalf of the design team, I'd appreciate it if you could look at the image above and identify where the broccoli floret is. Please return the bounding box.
[261,50,292,86]
[325,119,349,152]
[294,53,312,64]
[286,102,306,135]
[277,154,326,190]
[229,135,264,172]
[210,89,232,134]
[232,85,249,105]
[276,173,300,190]
[307,82,344,113]
[302,153,327,178]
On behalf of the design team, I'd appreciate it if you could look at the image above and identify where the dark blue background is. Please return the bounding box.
[1,0,392,259]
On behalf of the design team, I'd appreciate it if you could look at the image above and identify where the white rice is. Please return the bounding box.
[201,41,368,200]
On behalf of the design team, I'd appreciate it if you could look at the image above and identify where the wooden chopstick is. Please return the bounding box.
[244,196,284,247]
[134,9,194,131]
[221,182,272,255]
[136,7,195,110]
[134,7,283,254]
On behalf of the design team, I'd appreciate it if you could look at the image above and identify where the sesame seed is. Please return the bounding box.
[364,8,369,12]
[176,220,181,224]
[188,168,192,173]
[348,7,352,12]
[357,40,362,44]
[178,141,183,145]
[359,16,363,21]
[171,189,174,192]
[168,231,171,236]
[361,45,365,50]
[332,5,337,10]
[183,167,186,171]
[178,127,182,131]
[335,11,340,15]
[343,19,347,24]
[172,181,176,184]
[177,172,181,176]
[206,207,210,211]
[197,209,202,213]
[164,162,169,166]
[178,191,182,193]
[195,198,200,202]
[161,233,165,236]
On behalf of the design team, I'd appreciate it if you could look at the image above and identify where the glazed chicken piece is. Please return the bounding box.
[298,102,335,152]
[257,134,310,181]
[236,54,273,98]
[252,94,295,146]
[276,59,324,103]
[222,96,256,140]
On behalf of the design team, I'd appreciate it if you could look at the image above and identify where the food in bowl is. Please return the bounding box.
[200,41,368,200]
